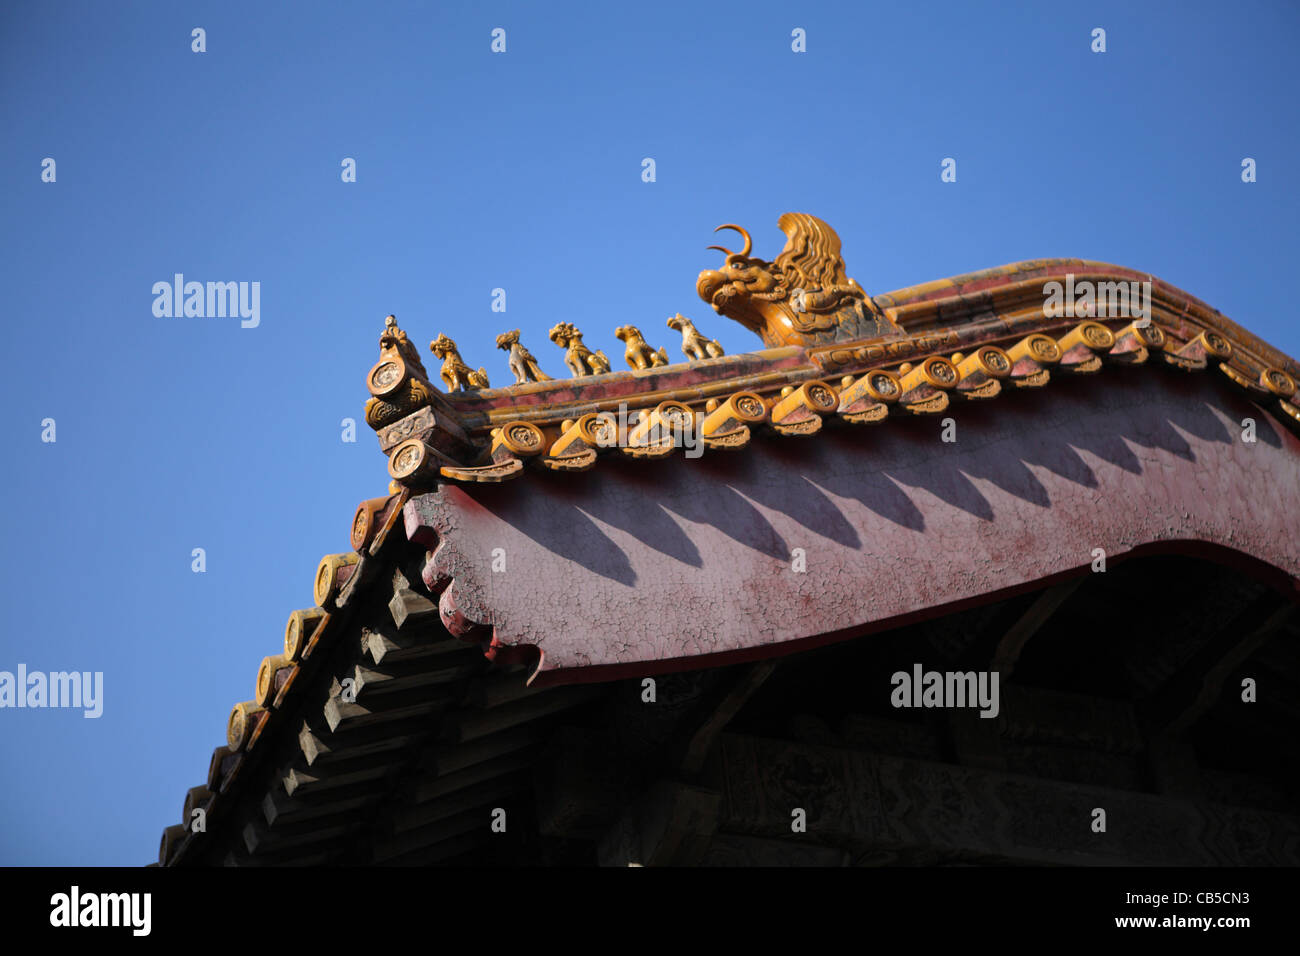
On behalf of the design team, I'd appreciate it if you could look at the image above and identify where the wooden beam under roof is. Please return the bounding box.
[989,578,1084,679]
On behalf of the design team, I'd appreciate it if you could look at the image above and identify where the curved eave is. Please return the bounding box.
[405,368,1300,686]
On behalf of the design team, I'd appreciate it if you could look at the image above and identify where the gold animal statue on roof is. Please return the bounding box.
[696,212,898,348]
[363,315,437,430]
[496,329,552,384]
[549,322,611,377]
[430,333,490,392]
[379,314,429,381]
[668,313,724,360]
[615,325,670,370]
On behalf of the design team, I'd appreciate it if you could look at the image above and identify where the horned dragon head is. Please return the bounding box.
[696,213,893,348]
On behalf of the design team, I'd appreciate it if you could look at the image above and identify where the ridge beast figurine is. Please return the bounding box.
[549,321,611,377]
[430,333,490,391]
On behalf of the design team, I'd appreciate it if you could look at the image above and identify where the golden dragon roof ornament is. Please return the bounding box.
[696,212,897,348]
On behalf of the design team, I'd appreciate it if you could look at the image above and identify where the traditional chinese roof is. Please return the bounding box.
[157,213,1300,865]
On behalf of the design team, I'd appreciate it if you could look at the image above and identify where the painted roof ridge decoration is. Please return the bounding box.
[363,213,1300,488]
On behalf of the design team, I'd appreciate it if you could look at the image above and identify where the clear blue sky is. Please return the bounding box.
[1,0,1296,865]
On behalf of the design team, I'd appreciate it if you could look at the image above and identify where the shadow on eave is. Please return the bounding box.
[468,369,1284,586]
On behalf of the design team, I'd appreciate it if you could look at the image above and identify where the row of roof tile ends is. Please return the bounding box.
[372,310,1300,487]
[157,487,412,865]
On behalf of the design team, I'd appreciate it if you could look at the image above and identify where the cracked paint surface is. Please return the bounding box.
[404,372,1300,685]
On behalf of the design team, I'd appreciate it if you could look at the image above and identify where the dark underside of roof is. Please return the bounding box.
[174,553,1300,866]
